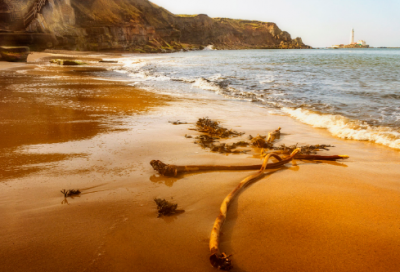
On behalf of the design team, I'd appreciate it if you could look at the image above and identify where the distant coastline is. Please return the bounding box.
[324,47,400,49]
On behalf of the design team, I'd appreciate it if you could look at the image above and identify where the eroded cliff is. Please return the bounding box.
[0,0,311,51]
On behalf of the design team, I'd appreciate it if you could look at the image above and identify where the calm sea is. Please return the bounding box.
[112,48,400,149]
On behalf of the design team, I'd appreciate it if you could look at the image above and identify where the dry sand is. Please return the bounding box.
[0,52,400,272]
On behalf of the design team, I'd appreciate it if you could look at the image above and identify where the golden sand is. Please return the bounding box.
[0,52,400,272]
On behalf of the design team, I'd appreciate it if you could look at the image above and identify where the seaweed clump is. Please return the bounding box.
[195,135,218,148]
[249,134,270,148]
[210,253,233,271]
[196,118,244,138]
[274,144,333,154]
[50,59,86,65]
[191,118,332,156]
[61,189,81,198]
[154,198,184,217]
[249,127,281,148]
[193,118,248,154]
[210,142,249,154]
[169,120,188,125]
[194,135,249,154]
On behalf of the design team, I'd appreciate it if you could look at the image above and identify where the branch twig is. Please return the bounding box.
[209,149,301,270]
[150,154,349,177]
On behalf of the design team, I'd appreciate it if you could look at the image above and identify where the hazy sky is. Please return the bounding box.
[151,0,400,47]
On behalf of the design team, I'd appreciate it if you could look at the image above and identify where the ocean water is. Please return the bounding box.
[110,48,400,149]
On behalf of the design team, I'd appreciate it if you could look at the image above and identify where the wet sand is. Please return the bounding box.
[1,52,400,272]
[0,60,28,70]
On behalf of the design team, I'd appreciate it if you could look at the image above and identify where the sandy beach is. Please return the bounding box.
[1,51,400,272]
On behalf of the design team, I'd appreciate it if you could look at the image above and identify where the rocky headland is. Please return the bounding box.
[0,0,311,52]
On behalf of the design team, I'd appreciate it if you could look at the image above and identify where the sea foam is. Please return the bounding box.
[282,107,400,149]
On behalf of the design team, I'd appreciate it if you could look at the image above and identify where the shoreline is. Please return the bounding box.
[1,51,400,272]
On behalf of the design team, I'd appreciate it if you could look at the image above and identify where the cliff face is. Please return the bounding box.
[0,0,311,51]
[174,16,302,49]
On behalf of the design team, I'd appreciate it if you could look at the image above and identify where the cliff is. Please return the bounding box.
[0,0,311,51]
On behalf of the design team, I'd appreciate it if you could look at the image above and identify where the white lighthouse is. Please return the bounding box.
[350,28,354,44]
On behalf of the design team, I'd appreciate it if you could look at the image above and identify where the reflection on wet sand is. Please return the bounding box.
[60,183,108,205]
[0,152,86,180]
[150,174,181,187]
[0,65,173,181]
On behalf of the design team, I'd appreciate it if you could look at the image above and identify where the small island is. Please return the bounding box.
[332,28,369,48]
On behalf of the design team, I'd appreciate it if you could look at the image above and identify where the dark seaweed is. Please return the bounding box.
[196,117,244,138]
[169,120,188,125]
[61,189,81,198]
[154,198,184,217]
[274,144,333,154]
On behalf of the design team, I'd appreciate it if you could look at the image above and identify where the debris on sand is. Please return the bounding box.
[192,118,248,154]
[169,120,188,125]
[249,127,281,148]
[196,118,244,138]
[150,119,350,270]
[150,153,349,177]
[50,59,86,65]
[99,60,118,63]
[60,189,81,198]
[274,144,333,154]
[194,135,249,154]
[154,198,184,217]
[209,149,301,271]
[250,134,270,148]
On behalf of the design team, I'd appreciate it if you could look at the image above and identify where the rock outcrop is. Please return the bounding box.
[0,0,311,51]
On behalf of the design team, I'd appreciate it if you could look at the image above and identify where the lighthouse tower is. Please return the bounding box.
[350,28,354,44]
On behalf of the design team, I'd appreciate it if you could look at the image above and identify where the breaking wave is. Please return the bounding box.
[108,49,400,150]
[282,107,400,149]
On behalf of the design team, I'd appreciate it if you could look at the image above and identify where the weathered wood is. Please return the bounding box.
[209,149,300,270]
[150,155,348,177]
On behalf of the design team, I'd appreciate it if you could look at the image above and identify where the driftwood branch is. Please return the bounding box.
[150,154,349,177]
[149,119,350,269]
[295,154,348,160]
[209,149,300,270]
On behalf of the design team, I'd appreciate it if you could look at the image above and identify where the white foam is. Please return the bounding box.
[114,70,128,74]
[192,78,224,94]
[283,107,400,149]
[259,76,275,84]
[112,61,168,82]
[203,45,215,50]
